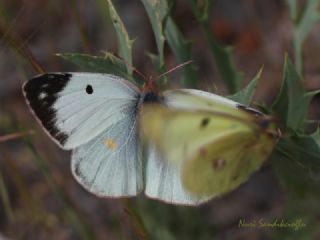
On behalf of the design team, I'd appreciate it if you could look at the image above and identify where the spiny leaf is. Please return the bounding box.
[289,0,320,74]
[229,67,263,105]
[271,151,318,199]
[188,0,243,93]
[147,53,168,88]
[271,149,320,238]
[106,0,134,74]
[188,0,213,22]
[312,127,320,145]
[57,53,140,85]
[295,0,320,44]
[275,136,320,172]
[164,17,198,88]
[141,0,168,68]
[287,0,298,22]
[272,55,319,133]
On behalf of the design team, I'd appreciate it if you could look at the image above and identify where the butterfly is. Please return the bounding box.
[140,89,280,198]
[22,72,279,205]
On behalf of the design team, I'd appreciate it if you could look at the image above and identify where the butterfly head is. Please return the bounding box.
[142,76,158,93]
[140,75,164,103]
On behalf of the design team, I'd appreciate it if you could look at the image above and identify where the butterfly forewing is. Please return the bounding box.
[23,73,140,149]
[164,89,262,116]
[141,105,255,164]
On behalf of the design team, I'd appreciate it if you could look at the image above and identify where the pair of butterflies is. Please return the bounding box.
[23,72,279,205]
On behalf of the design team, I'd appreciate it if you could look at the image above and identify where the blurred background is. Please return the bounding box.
[0,0,319,239]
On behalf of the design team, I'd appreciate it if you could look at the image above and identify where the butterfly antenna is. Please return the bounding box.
[156,60,193,80]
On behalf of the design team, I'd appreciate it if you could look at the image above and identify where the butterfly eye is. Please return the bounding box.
[86,85,93,94]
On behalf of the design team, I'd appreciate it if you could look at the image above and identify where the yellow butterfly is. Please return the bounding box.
[140,89,280,198]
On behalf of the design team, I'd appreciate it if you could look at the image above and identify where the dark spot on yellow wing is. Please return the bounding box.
[86,85,93,94]
[232,175,239,181]
[212,158,226,170]
[261,149,270,156]
[200,117,210,129]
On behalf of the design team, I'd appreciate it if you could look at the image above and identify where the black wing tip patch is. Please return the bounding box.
[23,73,72,146]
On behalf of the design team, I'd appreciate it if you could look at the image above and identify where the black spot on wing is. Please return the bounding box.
[23,73,71,145]
[232,175,239,181]
[86,84,93,94]
[200,117,210,128]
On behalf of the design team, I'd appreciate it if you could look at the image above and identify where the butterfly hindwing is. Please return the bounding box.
[71,114,143,197]
[181,130,274,197]
[144,145,210,205]
[23,73,140,149]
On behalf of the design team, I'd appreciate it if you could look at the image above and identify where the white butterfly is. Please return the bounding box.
[23,72,257,205]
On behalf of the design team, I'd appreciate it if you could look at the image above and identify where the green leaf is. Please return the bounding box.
[188,0,243,93]
[272,55,319,133]
[272,153,320,239]
[289,0,320,74]
[57,53,140,85]
[147,53,167,87]
[287,0,298,22]
[141,0,198,88]
[272,130,320,197]
[312,127,320,145]
[141,0,168,68]
[187,0,213,22]
[295,0,320,44]
[164,17,198,88]
[275,136,320,172]
[106,0,134,74]
[229,67,263,105]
